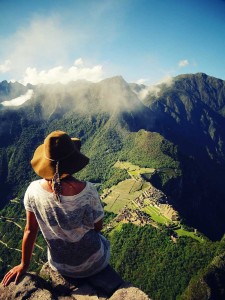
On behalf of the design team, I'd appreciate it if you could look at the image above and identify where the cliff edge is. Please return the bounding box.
[0,263,151,300]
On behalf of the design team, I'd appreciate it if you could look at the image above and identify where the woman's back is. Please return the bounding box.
[1,131,111,287]
[24,179,110,278]
[40,177,86,196]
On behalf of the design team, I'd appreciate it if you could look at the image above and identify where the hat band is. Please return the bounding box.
[44,149,76,162]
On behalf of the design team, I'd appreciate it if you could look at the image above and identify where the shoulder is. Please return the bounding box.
[25,180,42,196]
[27,179,42,189]
[24,180,42,209]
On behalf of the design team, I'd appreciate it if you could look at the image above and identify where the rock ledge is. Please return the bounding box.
[0,263,151,300]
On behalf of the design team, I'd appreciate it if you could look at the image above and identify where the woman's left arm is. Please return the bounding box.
[1,211,39,287]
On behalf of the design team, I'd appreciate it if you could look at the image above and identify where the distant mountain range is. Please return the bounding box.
[1,73,225,239]
[1,73,225,299]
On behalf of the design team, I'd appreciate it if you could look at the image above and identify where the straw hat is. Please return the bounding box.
[31,131,89,180]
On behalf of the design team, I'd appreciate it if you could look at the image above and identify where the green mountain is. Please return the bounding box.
[1,73,225,299]
[181,241,225,300]
[142,73,225,239]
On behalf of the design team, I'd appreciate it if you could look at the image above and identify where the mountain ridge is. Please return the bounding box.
[1,73,225,239]
[1,72,225,299]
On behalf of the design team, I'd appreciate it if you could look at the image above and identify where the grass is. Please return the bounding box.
[103,179,151,213]
[175,228,204,242]
[102,160,154,213]
[114,161,155,179]
[144,205,205,241]
[144,206,171,224]
[103,160,205,242]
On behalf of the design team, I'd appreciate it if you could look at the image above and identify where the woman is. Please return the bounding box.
[2,130,110,287]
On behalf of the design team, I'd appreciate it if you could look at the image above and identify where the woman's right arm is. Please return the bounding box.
[1,210,39,286]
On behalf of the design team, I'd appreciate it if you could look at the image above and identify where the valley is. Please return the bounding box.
[102,161,203,242]
[1,73,225,298]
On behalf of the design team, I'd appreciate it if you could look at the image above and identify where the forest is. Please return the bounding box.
[1,74,225,298]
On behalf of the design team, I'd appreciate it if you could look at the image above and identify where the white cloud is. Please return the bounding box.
[178,59,189,67]
[0,14,111,84]
[0,15,88,80]
[0,60,11,73]
[134,76,174,100]
[1,89,34,106]
[74,58,84,66]
[20,60,103,85]
[158,75,173,86]
[135,78,149,85]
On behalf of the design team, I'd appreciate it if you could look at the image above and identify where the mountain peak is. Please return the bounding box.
[175,72,224,83]
[0,80,29,103]
[99,75,128,86]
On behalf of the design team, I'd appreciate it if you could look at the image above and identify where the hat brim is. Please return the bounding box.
[31,144,89,180]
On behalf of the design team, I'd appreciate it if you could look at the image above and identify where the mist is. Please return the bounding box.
[134,76,174,101]
[24,75,144,120]
[1,89,34,107]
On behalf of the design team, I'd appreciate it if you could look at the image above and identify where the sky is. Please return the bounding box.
[0,0,225,86]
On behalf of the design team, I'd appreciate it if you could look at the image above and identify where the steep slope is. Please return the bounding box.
[0,76,155,206]
[0,81,29,103]
[20,76,150,119]
[1,73,225,299]
[142,73,225,239]
[144,73,225,162]
[181,248,225,300]
[1,74,225,239]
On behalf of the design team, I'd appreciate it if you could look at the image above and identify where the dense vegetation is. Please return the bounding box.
[1,73,225,298]
[107,223,225,300]
[1,199,225,299]
[0,199,46,279]
[182,250,225,300]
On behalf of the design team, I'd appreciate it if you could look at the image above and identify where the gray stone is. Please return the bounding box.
[40,262,79,296]
[28,288,54,299]
[109,283,151,300]
[71,283,99,299]
[58,297,75,300]
[0,273,52,300]
[0,264,152,300]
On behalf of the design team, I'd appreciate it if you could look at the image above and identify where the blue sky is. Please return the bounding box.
[0,0,225,85]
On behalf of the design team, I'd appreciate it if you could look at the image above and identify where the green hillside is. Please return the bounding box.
[107,223,223,300]
[181,249,225,300]
[0,199,46,277]
[1,73,225,299]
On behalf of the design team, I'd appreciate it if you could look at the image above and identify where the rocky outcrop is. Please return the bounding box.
[0,263,151,300]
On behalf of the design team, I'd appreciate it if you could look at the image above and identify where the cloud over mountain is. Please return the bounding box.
[0,14,105,84]
[134,76,174,100]
[1,89,34,106]
[21,61,103,85]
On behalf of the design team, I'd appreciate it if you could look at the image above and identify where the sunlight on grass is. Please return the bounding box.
[175,228,204,242]
[144,206,171,224]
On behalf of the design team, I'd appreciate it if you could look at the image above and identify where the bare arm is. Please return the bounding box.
[1,211,39,286]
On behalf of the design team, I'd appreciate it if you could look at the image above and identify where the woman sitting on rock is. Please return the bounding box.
[2,130,111,287]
